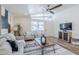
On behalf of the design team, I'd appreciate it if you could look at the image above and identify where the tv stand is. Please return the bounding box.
[59,31,72,43]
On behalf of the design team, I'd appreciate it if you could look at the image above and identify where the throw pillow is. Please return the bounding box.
[6,40,18,52]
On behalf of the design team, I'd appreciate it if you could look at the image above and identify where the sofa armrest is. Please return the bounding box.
[13,40,26,55]
[17,40,25,47]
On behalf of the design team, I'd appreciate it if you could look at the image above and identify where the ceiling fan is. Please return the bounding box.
[46,4,63,14]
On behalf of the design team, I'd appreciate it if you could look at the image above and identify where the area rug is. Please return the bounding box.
[24,41,75,55]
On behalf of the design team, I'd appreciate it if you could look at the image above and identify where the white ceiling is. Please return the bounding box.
[2,4,77,16]
[2,4,29,16]
[50,4,77,13]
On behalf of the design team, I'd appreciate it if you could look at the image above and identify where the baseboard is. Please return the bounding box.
[52,36,58,39]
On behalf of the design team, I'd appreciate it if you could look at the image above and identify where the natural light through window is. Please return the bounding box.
[31,21,44,32]
[31,12,53,21]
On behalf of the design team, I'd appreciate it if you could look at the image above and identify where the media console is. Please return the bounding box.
[59,31,72,43]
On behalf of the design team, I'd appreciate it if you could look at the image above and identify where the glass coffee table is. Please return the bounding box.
[35,38,56,55]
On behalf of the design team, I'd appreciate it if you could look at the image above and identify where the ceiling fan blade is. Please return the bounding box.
[48,4,62,10]
[46,4,55,14]
[49,11,54,14]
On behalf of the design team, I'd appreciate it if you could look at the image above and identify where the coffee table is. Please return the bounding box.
[35,38,56,55]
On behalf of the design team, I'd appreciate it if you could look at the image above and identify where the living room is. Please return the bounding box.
[0,4,79,55]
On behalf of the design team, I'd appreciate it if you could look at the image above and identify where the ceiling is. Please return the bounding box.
[2,4,29,16]
[2,4,77,16]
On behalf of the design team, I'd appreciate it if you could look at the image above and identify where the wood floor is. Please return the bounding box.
[46,36,79,55]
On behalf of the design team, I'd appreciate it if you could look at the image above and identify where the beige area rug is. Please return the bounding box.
[24,41,75,55]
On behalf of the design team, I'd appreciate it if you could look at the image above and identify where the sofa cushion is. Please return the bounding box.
[0,38,12,55]
[0,33,25,55]
[6,40,18,52]
[0,33,16,41]
[0,37,6,45]
[7,33,16,40]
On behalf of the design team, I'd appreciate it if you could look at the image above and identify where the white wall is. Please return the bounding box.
[44,20,54,36]
[8,12,15,32]
[53,5,79,39]
[13,16,31,35]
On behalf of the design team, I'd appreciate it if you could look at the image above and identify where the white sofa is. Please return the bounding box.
[0,33,25,55]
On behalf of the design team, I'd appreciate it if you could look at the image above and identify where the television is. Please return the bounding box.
[60,23,65,30]
[60,22,72,30]
[65,23,72,30]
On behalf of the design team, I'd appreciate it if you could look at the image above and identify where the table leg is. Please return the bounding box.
[41,47,44,55]
[53,44,56,53]
[34,40,37,45]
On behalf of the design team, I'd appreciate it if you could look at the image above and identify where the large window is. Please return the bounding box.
[31,21,44,32]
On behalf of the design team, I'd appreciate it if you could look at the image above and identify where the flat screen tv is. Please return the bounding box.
[65,23,72,30]
[60,23,65,30]
[60,22,72,30]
